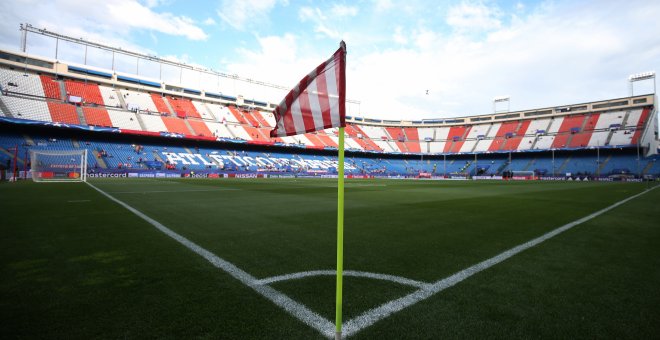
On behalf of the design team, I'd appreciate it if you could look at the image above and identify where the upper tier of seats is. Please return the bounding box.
[0,67,654,155]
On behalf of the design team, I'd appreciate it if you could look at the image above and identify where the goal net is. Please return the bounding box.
[30,149,88,182]
[511,170,536,180]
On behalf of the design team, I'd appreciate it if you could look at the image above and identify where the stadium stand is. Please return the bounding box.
[1,95,52,122]
[567,113,599,148]
[107,109,142,130]
[227,106,250,125]
[166,96,202,119]
[444,126,469,153]
[121,89,159,112]
[139,113,168,132]
[82,107,112,127]
[551,114,586,148]
[187,119,213,137]
[226,123,252,140]
[162,116,192,135]
[191,101,216,120]
[253,111,272,127]
[47,102,79,124]
[99,86,121,108]
[0,68,46,97]
[150,93,171,114]
[64,80,105,106]
[206,102,237,123]
[241,109,261,127]
[0,47,657,181]
[40,75,61,100]
[317,130,338,148]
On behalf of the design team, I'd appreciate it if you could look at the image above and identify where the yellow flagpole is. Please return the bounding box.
[335,126,345,340]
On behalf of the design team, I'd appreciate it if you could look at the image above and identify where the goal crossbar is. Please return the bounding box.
[30,149,88,182]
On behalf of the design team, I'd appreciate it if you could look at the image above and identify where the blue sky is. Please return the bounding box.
[1,0,659,121]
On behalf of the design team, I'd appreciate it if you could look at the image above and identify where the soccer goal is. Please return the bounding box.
[30,149,88,182]
[511,170,536,180]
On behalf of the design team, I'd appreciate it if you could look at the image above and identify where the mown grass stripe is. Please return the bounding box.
[86,182,336,337]
[110,188,237,194]
[342,185,658,337]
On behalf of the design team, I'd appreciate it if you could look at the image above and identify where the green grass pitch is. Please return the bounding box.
[1,178,659,339]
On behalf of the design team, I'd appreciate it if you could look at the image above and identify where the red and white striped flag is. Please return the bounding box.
[270,41,346,137]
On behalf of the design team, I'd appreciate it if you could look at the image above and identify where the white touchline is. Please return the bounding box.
[86,181,656,339]
[340,185,657,337]
[86,182,336,338]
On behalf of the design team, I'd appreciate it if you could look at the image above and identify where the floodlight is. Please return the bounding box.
[628,71,656,96]
[628,71,655,82]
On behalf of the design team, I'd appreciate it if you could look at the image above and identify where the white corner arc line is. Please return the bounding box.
[86,182,336,338]
[341,186,658,337]
[256,270,430,288]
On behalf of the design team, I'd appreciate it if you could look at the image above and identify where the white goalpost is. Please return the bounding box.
[511,170,536,180]
[30,149,88,182]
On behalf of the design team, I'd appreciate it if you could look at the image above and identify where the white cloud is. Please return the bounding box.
[372,0,393,12]
[232,35,312,83]
[299,6,347,40]
[412,28,441,50]
[222,34,316,100]
[446,1,502,32]
[393,26,408,45]
[331,4,358,17]
[315,24,341,40]
[107,1,208,40]
[217,0,279,30]
[0,0,208,53]
[347,1,660,120]
[203,17,217,26]
[299,6,326,22]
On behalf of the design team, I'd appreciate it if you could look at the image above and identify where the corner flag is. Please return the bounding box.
[270,41,347,340]
[270,41,346,137]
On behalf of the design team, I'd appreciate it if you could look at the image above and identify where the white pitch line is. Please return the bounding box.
[256,270,429,288]
[86,182,336,337]
[341,185,658,337]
